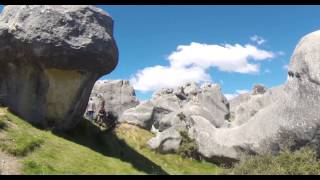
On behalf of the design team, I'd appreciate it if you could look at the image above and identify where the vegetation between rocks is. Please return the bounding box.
[177,131,200,160]
[223,147,320,175]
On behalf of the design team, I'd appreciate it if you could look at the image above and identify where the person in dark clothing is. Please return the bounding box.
[86,98,96,121]
[96,100,106,125]
[105,111,117,129]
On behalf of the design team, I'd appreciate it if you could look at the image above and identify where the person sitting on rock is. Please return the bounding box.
[86,98,96,121]
[97,108,107,126]
[96,100,107,126]
[105,111,117,129]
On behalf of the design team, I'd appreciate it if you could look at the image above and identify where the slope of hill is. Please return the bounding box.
[0,107,220,175]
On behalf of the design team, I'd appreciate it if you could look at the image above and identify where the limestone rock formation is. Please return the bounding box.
[0,5,118,130]
[120,82,229,130]
[228,84,279,126]
[188,30,320,164]
[148,127,182,153]
[121,30,320,165]
[119,101,154,129]
[88,80,139,119]
[119,81,230,154]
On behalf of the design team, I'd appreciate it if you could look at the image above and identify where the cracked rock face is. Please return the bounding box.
[188,30,320,164]
[87,80,139,119]
[0,5,118,131]
[119,81,230,156]
[120,30,320,165]
[120,82,230,131]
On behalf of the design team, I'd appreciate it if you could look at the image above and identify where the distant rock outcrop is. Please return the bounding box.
[121,31,320,165]
[87,80,139,119]
[188,30,320,164]
[229,84,274,126]
[119,82,230,155]
[0,5,118,131]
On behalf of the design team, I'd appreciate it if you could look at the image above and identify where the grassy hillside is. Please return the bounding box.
[0,107,220,175]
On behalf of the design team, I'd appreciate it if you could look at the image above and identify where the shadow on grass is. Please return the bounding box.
[54,118,168,175]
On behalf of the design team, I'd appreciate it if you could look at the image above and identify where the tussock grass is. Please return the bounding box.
[223,147,320,175]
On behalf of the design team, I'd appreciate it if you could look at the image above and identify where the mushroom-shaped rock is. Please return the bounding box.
[0,5,118,131]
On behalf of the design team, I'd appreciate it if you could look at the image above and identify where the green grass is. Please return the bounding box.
[0,108,221,175]
[223,147,320,175]
[0,114,44,156]
[113,124,221,175]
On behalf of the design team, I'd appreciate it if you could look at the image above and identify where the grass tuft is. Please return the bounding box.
[223,147,320,175]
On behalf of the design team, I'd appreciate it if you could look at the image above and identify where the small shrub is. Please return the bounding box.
[223,147,320,175]
[177,131,200,160]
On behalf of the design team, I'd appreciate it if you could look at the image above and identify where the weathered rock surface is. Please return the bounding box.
[0,5,118,130]
[188,30,320,164]
[119,81,230,154]
[229,84,284,126]
[121,82,229,130]
[87,80,139,119]
[148,127,182,153]
[121,30,320,165]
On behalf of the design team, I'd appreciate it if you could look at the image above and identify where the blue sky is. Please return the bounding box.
[99,5,320,100]
[2,5,320,100]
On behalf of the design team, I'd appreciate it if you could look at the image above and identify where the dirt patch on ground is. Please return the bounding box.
[0,109,21,175]
[0,151,21,175]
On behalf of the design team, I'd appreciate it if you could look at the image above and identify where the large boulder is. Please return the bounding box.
[119,81,230,153]
[229,84,284,127]
[148,127,182,153]
[119,101,154,129]
[0,5,118,131]
[188,30,320,164]
[123,30,320,165]
[87,80,139,119]
[121,82,229,130]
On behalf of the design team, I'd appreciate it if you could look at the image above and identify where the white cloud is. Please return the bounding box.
[224,89,250,100]
[168,42,274,73]
[250,35,266,45]
[130,65,211,93]
[236,89,250,94]
[283,64,289,70]
[224,94,238,100]
[131,42,275,93]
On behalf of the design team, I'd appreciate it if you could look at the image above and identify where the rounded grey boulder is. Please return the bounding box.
[87,80,139,119]
[188,30,320,164]
[0,5,118,131]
